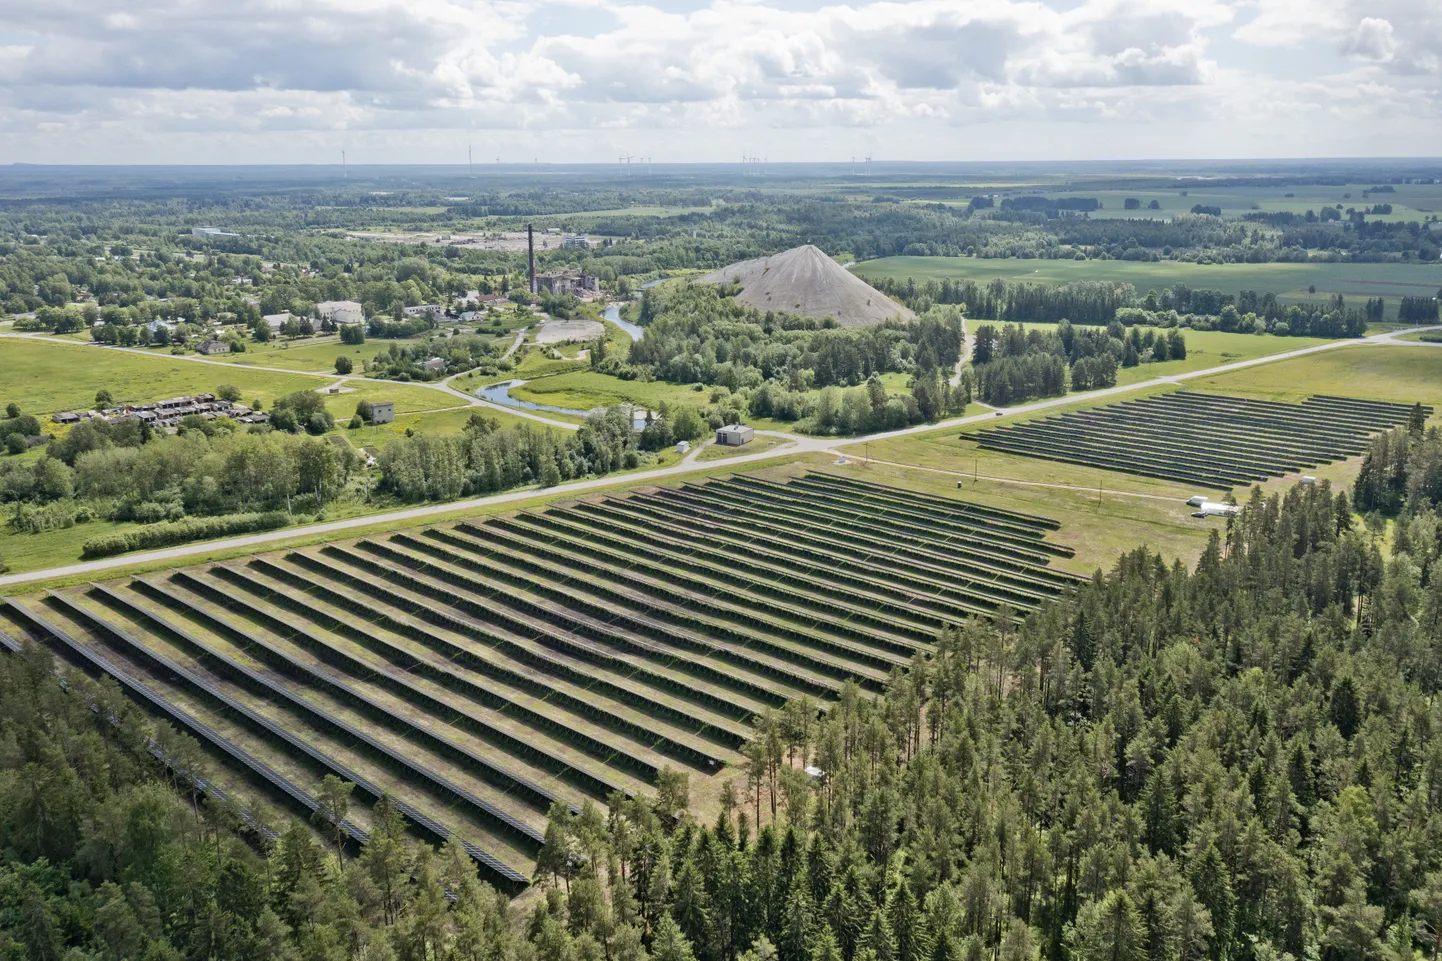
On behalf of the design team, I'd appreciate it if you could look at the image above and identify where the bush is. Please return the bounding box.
[335,355,354,375]
[81,511,293,559]
[5,433,25,455]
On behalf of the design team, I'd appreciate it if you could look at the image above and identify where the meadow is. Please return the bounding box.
[852,257,1442,307]
[219,336,396,374]
[0,337,326,414]
[1187,344,1442,411]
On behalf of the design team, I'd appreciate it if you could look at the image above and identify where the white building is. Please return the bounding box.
[316,300,365,326]
[371,402,395,424]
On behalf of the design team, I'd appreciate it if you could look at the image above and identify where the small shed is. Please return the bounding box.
[674,441,690,455]
[371,401,396,424]
[716,424,754,446]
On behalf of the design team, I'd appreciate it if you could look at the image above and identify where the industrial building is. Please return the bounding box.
[716,424,754,446]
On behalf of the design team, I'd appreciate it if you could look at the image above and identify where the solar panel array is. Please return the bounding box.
[970,392,1430,489]
[0,473,1078,893]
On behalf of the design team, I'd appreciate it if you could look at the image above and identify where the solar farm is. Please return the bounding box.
[0,472,1079,893]
[969,392,1431,489]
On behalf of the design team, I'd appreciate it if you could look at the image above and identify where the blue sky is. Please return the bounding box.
[0,0,1437,163]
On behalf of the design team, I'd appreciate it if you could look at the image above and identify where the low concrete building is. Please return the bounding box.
[263,312,293,332]
[197,339,230,355]
[716,424,754,446]
[371,401,395,424]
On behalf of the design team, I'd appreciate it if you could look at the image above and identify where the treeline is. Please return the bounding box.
[527,478,1442,961]
[377,407,670,500]
[748,370,971,436]
[874,276,1373,337]
[1352,413,1442,514]
[969,320,1185,404]
[1,414,359,539]
[622,283,963,390]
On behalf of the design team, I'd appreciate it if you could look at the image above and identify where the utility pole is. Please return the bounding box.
[341,150,346,179]
[468,142,472,177]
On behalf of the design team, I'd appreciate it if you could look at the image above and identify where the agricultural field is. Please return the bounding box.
[0,472,1078,890]
[852,257,1442,308]
[970,391,1427,489]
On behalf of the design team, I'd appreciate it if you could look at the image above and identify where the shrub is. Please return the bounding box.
[81,511,293,559]
[335,355,354,375]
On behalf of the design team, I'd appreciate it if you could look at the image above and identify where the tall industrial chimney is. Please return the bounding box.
[527,223,536,294]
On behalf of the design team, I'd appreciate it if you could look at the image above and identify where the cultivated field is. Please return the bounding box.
[851,257,1442,308]
[970,392,1427,489]
[0,472,1078,889]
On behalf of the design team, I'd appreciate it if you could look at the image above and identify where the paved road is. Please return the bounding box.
[1,324,1438,589]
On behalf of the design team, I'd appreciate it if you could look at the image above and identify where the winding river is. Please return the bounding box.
[476,378,652,429]
[603,303,645,342]
[475,300,650,426]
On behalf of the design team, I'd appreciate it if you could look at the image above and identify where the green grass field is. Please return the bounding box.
[1189,345,1442,411]
[510,371,710,413]
[220,337,396,374]
[853,257,1442,308]
[0,338,327,415]
[830,428,1214,574]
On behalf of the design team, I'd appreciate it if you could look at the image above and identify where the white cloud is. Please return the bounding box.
[1341,18,1397,62]
[0,0,1436,161]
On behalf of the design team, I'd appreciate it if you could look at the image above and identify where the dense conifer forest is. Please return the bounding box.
[5,476,1442,960]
